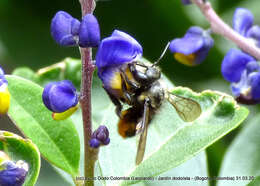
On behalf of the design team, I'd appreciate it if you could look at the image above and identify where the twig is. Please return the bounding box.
[191,0,260,60]
[78,0,97,186]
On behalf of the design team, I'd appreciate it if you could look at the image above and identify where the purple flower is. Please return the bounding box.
[233,8,260,47]
[169,26,214,66]
[221,49,255,83]
[96,30,143,69]
[51,11,81,46]
[0,160,28,186]
[0,66,7,86]
[221,49,260,104]
[51,11,100,47]
[181,0,191,5]
[42,80,78,113]
[78,14,100,47]
[89,125,110,148]
[95,30,143,91]
[0,66,10,115]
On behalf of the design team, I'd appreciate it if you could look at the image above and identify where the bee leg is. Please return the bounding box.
[136,98,150,165]
[103,86,122,118]
[119,68,140,90]
[120,73,135,105]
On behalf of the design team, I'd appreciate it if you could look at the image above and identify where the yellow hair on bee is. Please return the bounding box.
[0,85,10,115]
[124,67,134,90]
[52,104,79,120]
[109,66,136,98]
[110,72,122,90]
[118,109,137,138]
[174,53,196,66]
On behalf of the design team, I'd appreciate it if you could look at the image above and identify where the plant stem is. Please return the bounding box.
[79,0,97,186]
[191,0,260,60]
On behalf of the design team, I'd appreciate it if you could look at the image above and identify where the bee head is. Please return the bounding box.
[145,66,161,81]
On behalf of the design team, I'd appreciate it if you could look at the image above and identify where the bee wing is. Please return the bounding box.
[135,99,150,165]
[167,92,202,122]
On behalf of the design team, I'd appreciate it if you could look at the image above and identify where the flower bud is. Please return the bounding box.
[78,14,100,48]
[51,11,101,48]
[51,11,80,46]
[0,160,28,186]
[181,0,191,5]
[89,125,110,148]
[42,80,78,119]
[233,8,260,47]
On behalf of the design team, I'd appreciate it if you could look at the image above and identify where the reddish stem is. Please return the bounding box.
[191,0,260,60]
[79,0,97,185]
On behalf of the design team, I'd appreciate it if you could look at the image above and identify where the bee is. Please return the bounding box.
[98,41,202,165]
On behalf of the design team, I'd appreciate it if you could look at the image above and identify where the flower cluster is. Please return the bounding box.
[233,8,260,47]
[42,80,79,120]
[0,66,10,115]
[222,8,260,104]
[222,49,260,104]
[0,151,28,186]
[51,11,100,47]
[169,26,214,66]
[89,125,110,148]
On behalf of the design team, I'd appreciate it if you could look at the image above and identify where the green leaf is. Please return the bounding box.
[248,175,260,186]
[35,158,72,186]
[142,152,208,186]
[12,67,40,84]
[6,75,80,177]
[93,74,248,185]
[0,130,41,186]
[119,88,248,185]
[218,114,260,186]
[36,58,81,89]
[12,58,82,90]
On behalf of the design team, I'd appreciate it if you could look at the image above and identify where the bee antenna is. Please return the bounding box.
[152,42,170,67]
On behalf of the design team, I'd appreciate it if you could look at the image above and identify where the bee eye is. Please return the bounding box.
[146,67,160,79]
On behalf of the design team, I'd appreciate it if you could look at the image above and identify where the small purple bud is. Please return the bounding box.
[42,80,78,113]
[78,14,100,48]
[233,8,254,36]
[89,138,101,148]
[51,11,80,46]
[0,160,28,186]
[95,125,109,144]
[103,138,110,145]
[181,0,191,5]
[246,25,260,47]
[90,125,110,148]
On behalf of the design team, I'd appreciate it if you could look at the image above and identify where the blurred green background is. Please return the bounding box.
[1,0,260,186]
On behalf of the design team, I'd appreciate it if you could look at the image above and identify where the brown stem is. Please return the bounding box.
[78,0,97,186]
[191,0,260,60]
[80,0,96,15]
